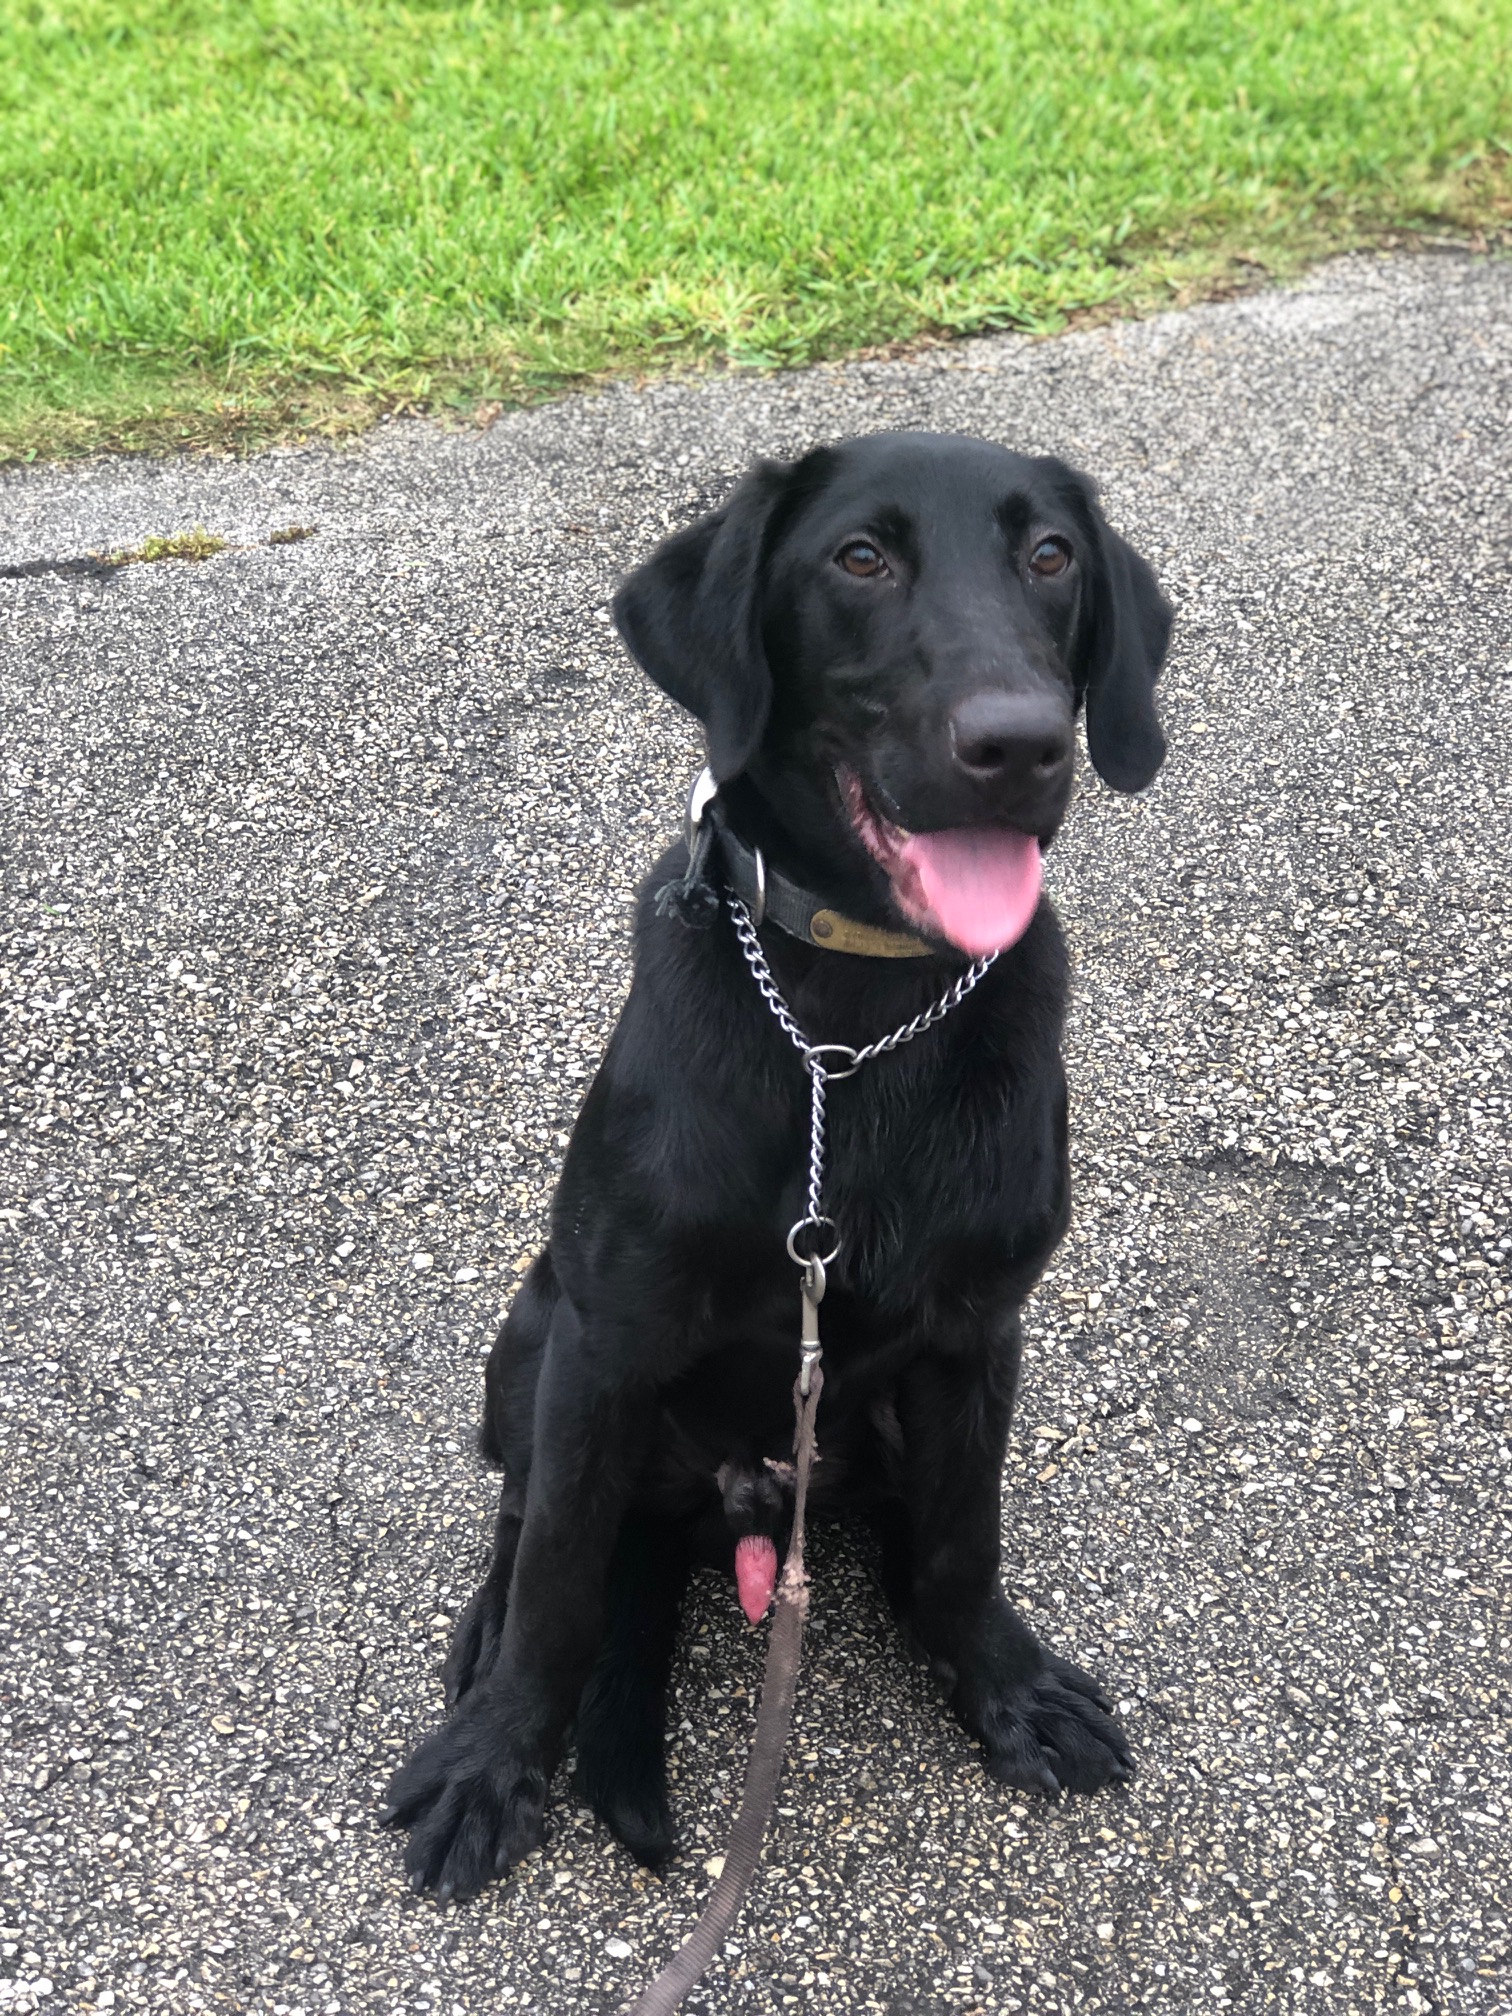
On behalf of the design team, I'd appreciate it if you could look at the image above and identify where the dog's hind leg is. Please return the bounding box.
[442,1481,525,1709]
[441,1251,557,1709]
[571,1512,688,1867]
[480,1247,558,1472]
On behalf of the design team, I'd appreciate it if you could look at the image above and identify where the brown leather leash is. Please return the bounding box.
[624,1365,823,2016]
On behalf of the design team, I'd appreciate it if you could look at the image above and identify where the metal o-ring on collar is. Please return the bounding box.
[802,1040,862,1082]
[786,1216,840,1268]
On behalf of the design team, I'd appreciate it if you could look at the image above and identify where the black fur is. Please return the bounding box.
[383,431,1172,1900]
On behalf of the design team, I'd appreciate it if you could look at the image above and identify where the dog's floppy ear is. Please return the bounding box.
[613,459,793,783]
[1073,493,1173,794]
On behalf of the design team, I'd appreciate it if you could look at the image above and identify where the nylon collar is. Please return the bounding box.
[685,768,936,960]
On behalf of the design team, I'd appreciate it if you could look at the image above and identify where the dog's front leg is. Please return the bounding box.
[894,1333,1132,1799]
[383,1297,652,1898]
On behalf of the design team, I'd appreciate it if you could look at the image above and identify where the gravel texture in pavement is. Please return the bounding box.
[1,250,1509,2016]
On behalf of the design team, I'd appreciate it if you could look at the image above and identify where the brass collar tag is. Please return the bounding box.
[807,909,934,959]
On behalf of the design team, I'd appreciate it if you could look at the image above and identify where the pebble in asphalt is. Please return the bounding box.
[1,249,1509,2016]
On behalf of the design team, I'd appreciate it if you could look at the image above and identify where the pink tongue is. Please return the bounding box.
[734,1533,778,1624]
[896,827,1043,957]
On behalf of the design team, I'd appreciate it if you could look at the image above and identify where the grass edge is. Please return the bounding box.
[3,176,1508,470]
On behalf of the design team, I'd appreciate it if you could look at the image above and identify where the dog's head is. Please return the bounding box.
[614,432,1173,956]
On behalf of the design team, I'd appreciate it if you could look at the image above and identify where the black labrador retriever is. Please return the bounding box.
[383,430,1173,1901]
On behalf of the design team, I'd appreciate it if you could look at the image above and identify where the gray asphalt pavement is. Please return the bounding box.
[1,249,1509,2016]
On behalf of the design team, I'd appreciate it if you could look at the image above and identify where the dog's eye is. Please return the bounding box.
[1029,537,1073,578]
[837,540,888,579]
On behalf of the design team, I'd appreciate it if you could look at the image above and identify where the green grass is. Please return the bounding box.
[110,525,228,563]
[2,0,1509,461]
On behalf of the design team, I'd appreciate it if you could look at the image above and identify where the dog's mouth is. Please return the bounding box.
[840,768,1044,958]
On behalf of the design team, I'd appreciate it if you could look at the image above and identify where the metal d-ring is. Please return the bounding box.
[787,1215,841,1268]
[750,844,767,926]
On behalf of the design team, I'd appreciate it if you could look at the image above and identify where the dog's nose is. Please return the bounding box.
[948,690,1072,784]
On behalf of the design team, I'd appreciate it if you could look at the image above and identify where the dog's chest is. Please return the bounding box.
[653,1280,914,1505]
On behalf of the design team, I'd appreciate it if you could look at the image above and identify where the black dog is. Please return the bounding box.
[383,430,1172,1901]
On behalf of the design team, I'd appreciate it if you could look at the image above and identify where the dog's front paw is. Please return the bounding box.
[381,1703,548,1900]
[963,1651,1132,1797]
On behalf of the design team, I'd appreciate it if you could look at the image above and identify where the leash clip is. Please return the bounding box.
[798,1252,825,1396]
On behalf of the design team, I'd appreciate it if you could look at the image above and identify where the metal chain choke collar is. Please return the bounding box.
[728,887,997,1386]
